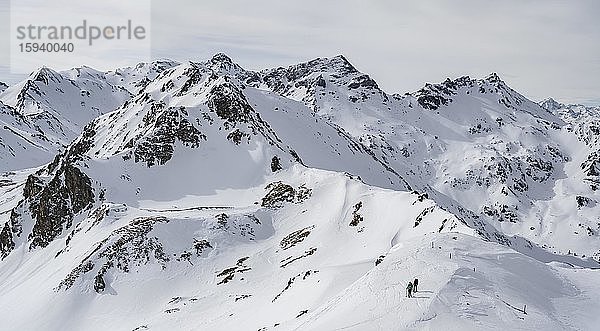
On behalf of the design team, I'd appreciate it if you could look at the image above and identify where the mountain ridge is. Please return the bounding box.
[1,54,599,330]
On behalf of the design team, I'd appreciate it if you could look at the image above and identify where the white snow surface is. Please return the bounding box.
[0,54,599,330]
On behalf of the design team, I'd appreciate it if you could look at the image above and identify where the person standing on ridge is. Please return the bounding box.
[413,278,419,292]
[407,281,413,298]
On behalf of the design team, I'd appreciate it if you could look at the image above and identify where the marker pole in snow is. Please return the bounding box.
[523,305,527,314]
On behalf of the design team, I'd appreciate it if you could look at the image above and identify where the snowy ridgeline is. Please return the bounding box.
[0,54,599,330]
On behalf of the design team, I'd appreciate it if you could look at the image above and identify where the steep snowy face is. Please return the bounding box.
[2,67,131,130]
[0,101,54,171]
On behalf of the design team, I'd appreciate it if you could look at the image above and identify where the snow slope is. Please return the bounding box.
[248,60,600,263]
[0,166,466,330]
[0,54,599,331]
[0,66,134,171]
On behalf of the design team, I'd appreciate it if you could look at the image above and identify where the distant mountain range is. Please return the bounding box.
[0,54,599,330]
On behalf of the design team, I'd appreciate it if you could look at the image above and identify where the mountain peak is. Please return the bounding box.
[330,54,353,66]
[311,54,358,75]
[211,52,233,64]
[65,65,105,80]
[2,53,600,331]
[484,72,504,84]
[540,97,564,111]
[129,59,180,73]
[30,67,63,85]
[206,52,248,77]
[0,81,7,93]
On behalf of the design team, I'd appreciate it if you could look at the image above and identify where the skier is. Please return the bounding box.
[413,278,419,292]
[406,281,413,298]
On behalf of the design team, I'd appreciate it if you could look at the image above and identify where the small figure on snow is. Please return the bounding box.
[407,281,413,298]
[413,278,419,292]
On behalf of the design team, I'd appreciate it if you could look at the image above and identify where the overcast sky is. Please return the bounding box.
[1,0,599,105]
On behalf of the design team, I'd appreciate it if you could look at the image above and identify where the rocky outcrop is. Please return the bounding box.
[0,210,21,259]
[28,163,94,249]
[207,81,253,127]
[349,202,364,227]
[271,156,282,172]
[133,106,205,167]
[58,216,169,292]
[261,182,312,209]
[581,151,600,190]
[280,225,314,250]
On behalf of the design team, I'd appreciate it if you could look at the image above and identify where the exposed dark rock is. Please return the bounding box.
[576,196,596,209]
[58,260,94,291]
[280,247,317,268]
[348,74,379,90]
[134,107,205,167]
[280,225,314,250]
[193,239,212,255]
[261,182,312,209]
[525,155,554,183]
[207,82,252,127]
[296,310,309,318]
[581,151,600,190]
[0,210,20,259]
[414,80,458,110]
[227,128,250,145]
[272,270,318,302]
[57,217,169,291]
[217,257,251,285]
[289,150,304,165]
[59,122,97,167]
[234,294,252,302]
[315,75,326,88]
[23,174,44,199]
[215,213,229,229]
[414,206,435,228]
[271,156,282,172]
[349,201,364,227]
[176,66,203,96]
[93,273,106,293]
[28,163,94,249]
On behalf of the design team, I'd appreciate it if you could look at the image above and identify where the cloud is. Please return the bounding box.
[1,0,598,104]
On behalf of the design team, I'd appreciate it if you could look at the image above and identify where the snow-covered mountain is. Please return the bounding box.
[0,54,599,330]
[0,64,163,172]
[245,57,600,264]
